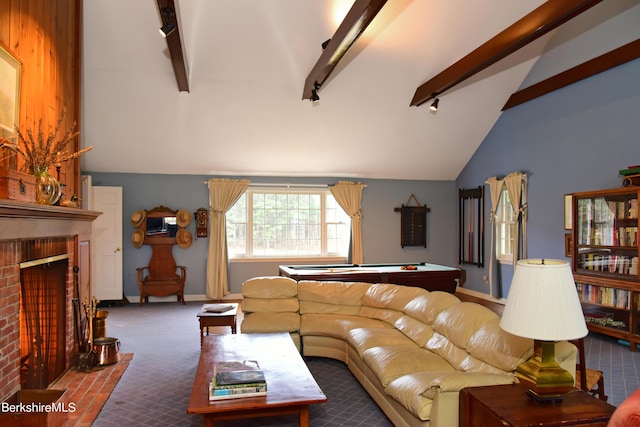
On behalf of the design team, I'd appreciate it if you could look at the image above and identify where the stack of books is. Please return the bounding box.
[209,360,267,401]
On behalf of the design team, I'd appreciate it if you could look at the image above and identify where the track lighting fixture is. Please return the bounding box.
[430,96,439,112]
[311,82,321,102]
[159,22,176,37]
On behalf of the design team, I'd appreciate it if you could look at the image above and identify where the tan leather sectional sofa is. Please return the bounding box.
[241,276,577,427]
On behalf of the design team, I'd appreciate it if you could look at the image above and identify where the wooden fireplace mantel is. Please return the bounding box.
[0,200,101,221]
[0,200,101,241]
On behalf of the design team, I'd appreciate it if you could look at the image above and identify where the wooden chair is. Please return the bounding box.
[570,338,608,401]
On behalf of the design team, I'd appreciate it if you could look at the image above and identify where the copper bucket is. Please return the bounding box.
[93,337,120,365]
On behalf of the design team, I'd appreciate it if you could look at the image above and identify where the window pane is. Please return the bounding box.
[226,189,351,258]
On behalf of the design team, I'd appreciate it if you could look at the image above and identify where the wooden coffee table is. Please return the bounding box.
[187,332,326,427]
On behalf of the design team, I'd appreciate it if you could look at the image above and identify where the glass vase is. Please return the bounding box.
[33,167,62,205]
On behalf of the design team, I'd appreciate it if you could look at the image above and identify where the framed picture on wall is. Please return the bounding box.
[564,194,572,230]
[0,42,22,137]
[565,233,573,258]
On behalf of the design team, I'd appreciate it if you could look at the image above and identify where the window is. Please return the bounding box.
[226,188,351,259]
[496,186,516,264]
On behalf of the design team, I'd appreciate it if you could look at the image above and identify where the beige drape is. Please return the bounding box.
[329,181,365,264]
[485,176,503,297]
[206,178,250,299]
[504,172,528,265]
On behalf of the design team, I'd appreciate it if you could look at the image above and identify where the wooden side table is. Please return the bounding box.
[460,383,616,427]
[196,303,238,347]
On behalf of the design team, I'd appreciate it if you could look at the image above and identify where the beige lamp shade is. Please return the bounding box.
[500,259,588,341]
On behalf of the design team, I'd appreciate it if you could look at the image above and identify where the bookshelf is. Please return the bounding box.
[572,187,640,351]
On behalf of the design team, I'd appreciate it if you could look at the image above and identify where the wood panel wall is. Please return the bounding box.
[0,0,81,200]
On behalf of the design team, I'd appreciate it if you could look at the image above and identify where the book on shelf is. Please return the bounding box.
[202,303,234,313]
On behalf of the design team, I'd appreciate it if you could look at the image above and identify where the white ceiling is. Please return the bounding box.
[80,0,638,181]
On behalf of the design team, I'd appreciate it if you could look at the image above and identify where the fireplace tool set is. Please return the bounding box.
[73,268,120,371]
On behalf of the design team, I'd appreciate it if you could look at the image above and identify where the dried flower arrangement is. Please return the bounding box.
[13,108,93,174]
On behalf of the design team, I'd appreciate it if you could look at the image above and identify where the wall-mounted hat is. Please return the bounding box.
[176,209,192,228]
[131,210,146,228]
[176,229,193,249]
[132,229,145,248]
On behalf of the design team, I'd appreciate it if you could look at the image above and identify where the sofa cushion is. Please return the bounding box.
[402,291,461,325]
[362,283,428,311]
[466,318,533,371]
[362,346,454,387]
[394,314,436,346]
[360,284,428,325]
[298,281,371,315]
[240,312,300,333]
[242,276,298,298]
[300,313,390,340]
[425,332,510,374]
[242,297,299,313]
[432,302,498,349]
[347,327,416,354]
[299,280,371,305]
[385,371,517,421]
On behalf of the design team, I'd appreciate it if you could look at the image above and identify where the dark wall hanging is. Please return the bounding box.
[394,194,430,248]
[459,186,484,267]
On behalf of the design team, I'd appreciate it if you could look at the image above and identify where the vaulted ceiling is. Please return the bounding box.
[81,0,639,180]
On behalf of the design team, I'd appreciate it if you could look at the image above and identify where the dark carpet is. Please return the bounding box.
[92,301,392,427]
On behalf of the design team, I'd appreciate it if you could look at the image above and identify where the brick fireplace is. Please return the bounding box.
[0,201,99,402]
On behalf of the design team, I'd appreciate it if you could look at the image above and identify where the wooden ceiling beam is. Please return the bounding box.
[302,0,387,100]
[502,38,640,110]
[410,0,604,107]
[157,0,189,92]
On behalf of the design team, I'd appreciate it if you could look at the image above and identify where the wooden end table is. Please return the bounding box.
[197,303,238,347]
[187,333,327,427]
[460,383,616,427]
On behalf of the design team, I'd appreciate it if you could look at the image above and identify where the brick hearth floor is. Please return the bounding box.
[48,353,133,427]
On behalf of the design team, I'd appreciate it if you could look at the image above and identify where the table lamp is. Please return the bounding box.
[499,259,588,403]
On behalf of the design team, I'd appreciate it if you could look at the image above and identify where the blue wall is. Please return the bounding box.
[84,173,457,298]
[456,57,640,299]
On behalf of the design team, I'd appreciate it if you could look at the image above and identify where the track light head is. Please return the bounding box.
[430,97,439,112]
[310,82,321,102]
[159,22,176,38]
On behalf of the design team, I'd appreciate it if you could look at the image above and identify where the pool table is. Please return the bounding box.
[278,262,465,293]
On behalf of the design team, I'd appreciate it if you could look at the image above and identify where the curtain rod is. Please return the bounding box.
[202,181,366,188]
[201,181,328,188]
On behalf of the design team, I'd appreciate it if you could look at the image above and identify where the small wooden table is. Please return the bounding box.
[197,304,238,347]
[460,383,616,427]
[187,333,326,427]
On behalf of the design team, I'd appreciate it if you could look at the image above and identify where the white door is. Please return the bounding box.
[91,186,123,300]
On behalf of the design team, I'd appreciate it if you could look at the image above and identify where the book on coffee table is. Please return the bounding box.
[209,360,267,401]
[203,303,234,313]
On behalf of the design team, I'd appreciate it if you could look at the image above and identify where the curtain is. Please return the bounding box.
[206,178,250,299]
[485,176,503,297]
[504,172,528,265]
[330,181,365,264]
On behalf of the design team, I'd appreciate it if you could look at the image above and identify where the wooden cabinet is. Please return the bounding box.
[460,384,615,427]
[134,206,191,305]
[572,187,640,351]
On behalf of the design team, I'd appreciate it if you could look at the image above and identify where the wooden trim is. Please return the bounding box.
[410,0,604,106]
[0,200,101,220]
[502,38,640,110]
[302,0,387,100]
[156,0,189,92]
